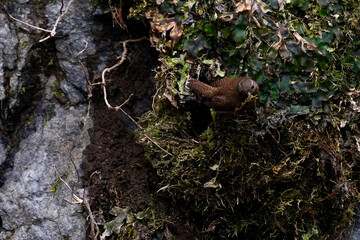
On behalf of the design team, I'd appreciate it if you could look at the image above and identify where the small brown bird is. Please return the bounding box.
[187,77,259,111]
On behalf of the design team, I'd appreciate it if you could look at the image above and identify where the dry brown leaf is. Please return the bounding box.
[292,31,317,52]
[164,91,179,108]
[251,15,262,27]
[252,0,271,14]
[287,24,322,55]
[219,12,234,22]
[277,0,285,11]
[273,23,286,50]
[235,0,253,13]
[109,4,127,29]
[169,23,183,48]
[273,157,290,175]
[146,10,183,48]
[221,0,270,23]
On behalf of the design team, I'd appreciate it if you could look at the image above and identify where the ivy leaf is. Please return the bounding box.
[183,35,210,56]
[259,92,268,103]
[251,58,263,72]
[101,207,130,238]
[321,32,333,43]
[354,60,360,72]
[205,23,215,36]
[293,82,317,94]
[289,105,310,115]
[185,0,196,10]
[317,0,330,7]
[231,27,247,43]
[254,70,265,84]
[270,85,280,99]
[280,48,292,60]
[280,75,292,93]
[312,89,335,107]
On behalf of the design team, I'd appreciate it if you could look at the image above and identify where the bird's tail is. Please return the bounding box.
[186,79,215,98]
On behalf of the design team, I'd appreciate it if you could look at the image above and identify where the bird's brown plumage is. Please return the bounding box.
[187,77,259,111]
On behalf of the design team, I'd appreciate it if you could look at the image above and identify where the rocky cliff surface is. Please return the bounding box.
[0,0,109,239]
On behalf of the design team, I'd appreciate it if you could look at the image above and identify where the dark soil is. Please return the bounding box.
[82,15,194,239]
[83,42,156,213]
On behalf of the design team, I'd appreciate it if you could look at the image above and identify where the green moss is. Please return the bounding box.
[137,98,360,238]
[18,41,29,48]
[24,115,36,128]
[50,81,58,97]
[125,0,360,239]
[42,113,51,129]
[92,0,99,7]
[50,165,72,193]
[50,177,60,193]
[117,226,138,239]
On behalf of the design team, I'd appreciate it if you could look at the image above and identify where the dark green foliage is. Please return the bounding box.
[138,100,360,239]
[130,0,359,117]
[127,0,360,239]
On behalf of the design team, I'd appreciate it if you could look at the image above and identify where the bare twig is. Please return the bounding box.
[60,0,65,14]
[152,84,164,111]
[83,170,101,239]
[0,0,74,42]
[39,0,74,42]
[76,39,89,58]
[77,40,162,178]
[108,0,127,30]
[53,166,83,204]
[77,36,173,170]
[116,99,173,157]
[118,99,172,157]
[0,1,51,33]
[53,166,100,239]
[95,37,174,157]
[100,37,148,109]
[69,154,81,194]
[85,196,98,239]
[76,40,103,88]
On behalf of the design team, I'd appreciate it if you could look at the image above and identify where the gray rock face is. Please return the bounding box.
[0,0,110,239]
[0,103,91,240]
[0,13,18,101]
[45,0,97,105]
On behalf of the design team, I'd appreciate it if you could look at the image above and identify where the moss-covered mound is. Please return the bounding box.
[138,103,360,239]
[126,0,360,238]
